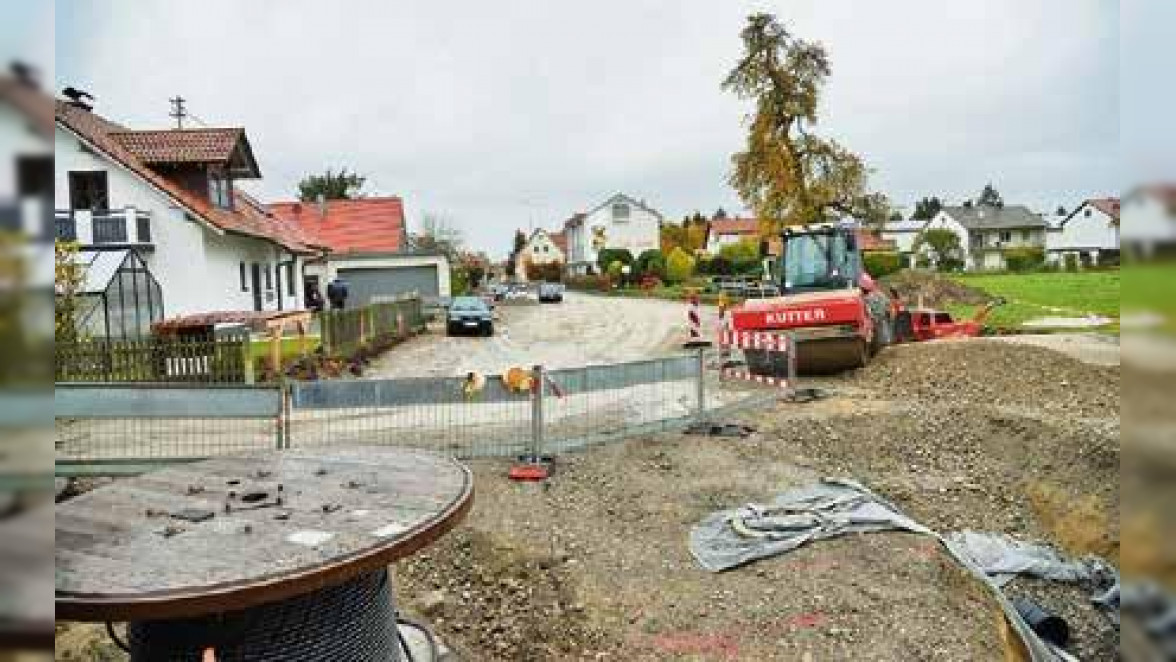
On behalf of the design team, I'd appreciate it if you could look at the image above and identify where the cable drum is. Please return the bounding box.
[128,570,400,662]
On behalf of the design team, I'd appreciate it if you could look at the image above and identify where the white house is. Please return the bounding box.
[514,228,566,282]
[564,193,662,274]
[1120,184,1176,258]
[1045,197,1120,266]
[924,205,1048,270]
[270,197,451,306]
[33,80,322,338]
[706,217,758,253]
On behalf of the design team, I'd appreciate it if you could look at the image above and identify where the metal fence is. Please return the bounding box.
[54,352,762,475]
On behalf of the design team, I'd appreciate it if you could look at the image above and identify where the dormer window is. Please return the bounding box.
[208,168,233,210]
[612,202,630,222]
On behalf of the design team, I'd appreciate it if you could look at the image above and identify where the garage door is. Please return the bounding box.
[338,266,439,306]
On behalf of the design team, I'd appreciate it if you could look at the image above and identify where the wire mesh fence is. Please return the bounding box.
[55,384,284,474]
[54,352,769,475]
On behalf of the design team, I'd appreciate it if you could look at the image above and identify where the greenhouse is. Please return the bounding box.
[72,249,163,341]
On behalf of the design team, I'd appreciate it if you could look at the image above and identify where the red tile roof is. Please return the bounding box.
[1087,197,1120,221]
[269,198,407,255]
[549,230,568,255]
[110,128,240,162]
[0,75,54,137]
[710,217,760,237]
[53,98,318,254]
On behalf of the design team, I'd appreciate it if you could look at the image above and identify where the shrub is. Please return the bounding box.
[665,247,695,284]
[862,251,903,278]
[1003,247,1045,272]
[596,248,634,273]
[1062,253,1080,272]
[719,239,762,274]
[565,274,611,292]
[634,249,667,280]
[697,255,734,276]
[527,261,564,282]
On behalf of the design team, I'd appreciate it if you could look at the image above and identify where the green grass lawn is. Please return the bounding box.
[947,270,1120,332]
[1121,261,1176,332]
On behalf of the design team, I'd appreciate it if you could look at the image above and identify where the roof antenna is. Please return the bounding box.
[10,61,40,88]
[61,85,95,111]
[169,95,187,129]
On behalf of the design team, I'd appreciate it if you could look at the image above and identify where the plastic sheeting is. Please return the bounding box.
[688,478,1118,662]
[689,478,931,573]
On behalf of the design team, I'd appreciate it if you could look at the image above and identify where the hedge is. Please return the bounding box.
[1003,247,1045,272]
[862,251,903,278]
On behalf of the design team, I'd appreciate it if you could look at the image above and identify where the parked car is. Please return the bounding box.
[538,282,564,303]
[446,296,494,336]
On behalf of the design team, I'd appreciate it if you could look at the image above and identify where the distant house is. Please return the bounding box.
[924,205,1048,270]
[270,197,451,306]
[1045,197,1120,266]
[0,74,323,339]
[565,193,662,275]
[706,217,758,253]
[514,228,566,282]
[1120,184,1176,258]
[880,218,926,267]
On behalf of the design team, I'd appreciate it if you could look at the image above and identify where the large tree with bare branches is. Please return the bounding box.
[724,13,889,233]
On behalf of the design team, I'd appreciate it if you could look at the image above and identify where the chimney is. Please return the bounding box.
[316,194,327,219]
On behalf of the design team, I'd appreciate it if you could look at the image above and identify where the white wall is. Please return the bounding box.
[706,232,752,253]
[1121,191,1175,252]
[579,195,660,267]
[1046,202,1119,252]
[523,230,565,265]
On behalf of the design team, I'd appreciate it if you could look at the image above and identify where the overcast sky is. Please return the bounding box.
[36,1,1154,256]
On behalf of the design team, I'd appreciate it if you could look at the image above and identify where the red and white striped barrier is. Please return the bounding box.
[717,330,797,390]
[687,295,703,343]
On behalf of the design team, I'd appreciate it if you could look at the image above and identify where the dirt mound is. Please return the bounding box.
[883,271,991,308]
[853,339,1119,419]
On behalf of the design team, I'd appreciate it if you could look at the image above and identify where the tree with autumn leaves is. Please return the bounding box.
[724,13,889,235]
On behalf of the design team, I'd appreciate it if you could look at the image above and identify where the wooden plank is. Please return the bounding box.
[55,446,472,623]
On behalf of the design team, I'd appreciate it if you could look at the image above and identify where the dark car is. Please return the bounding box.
[537,282,564,303]
[446,296,494,336]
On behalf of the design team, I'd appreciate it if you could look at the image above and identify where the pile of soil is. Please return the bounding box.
[882,271,992,308]
[852,339,1119,419]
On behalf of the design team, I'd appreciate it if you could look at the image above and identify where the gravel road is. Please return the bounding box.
[369,292,715,378]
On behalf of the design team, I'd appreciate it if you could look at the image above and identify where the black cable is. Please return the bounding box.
[105,621,131,653]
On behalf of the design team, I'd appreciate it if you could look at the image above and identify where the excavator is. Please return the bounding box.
[728,222,894,375]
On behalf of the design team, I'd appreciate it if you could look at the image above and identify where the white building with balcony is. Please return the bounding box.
[564,193,662,275]
[0,76,325,338]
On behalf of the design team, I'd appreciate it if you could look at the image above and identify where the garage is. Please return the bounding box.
[338,264,441,306]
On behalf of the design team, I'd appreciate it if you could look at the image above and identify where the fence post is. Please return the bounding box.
[530,364,544,460]
[695,346,706,421]
[786,332,798,396]
[240,335,256,385]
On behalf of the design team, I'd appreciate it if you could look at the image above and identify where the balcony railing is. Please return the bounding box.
[55,207,153,248]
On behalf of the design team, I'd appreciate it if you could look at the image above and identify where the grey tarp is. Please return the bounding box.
[689,478,932,573]
[687,479,1108,662]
